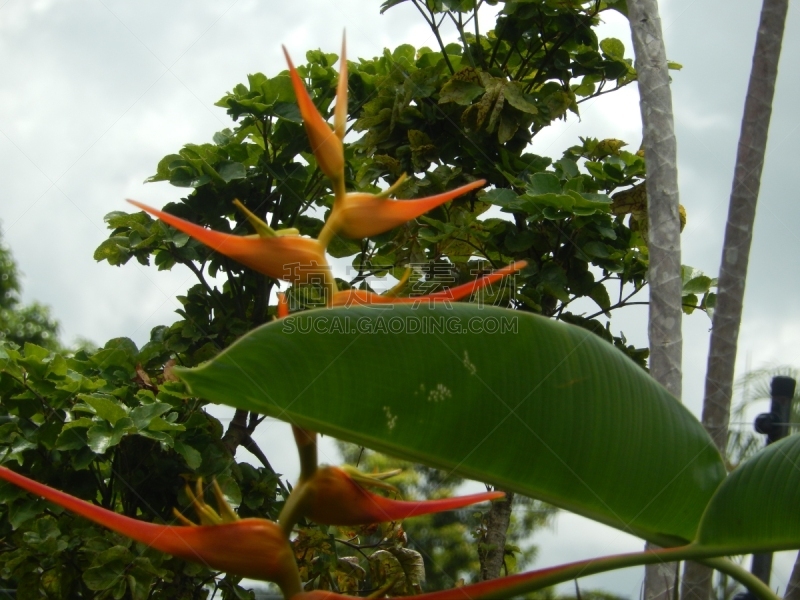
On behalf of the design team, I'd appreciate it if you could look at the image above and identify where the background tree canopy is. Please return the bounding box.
[0,231,60,351]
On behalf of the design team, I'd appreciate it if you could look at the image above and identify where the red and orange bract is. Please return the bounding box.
[0,466,302,596]
[296,466,504,526]
[283,45,345,193]
[331,260,527,308]
[321,179,487,245]
[127,200,330,287]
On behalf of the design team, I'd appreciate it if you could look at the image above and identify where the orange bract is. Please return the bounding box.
[320,179,486,246]
[283,46,345,191]
[296,466,504,526]
[128,200,330,287]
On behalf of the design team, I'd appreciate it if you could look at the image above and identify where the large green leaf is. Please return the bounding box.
[695,434,800,553]
[177,304,725,543]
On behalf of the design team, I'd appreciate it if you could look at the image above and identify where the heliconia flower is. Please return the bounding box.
[289,465,504,526]
[283,41,346,196]
[317,176,487,247]
[127,199,331,289]
[0,466,302,596]
[331,260,527,308]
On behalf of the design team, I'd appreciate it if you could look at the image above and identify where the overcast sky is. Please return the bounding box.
[1,0,799,596]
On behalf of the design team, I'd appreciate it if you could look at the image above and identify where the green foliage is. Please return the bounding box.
[0,340,283,598]
[0,231,60,350]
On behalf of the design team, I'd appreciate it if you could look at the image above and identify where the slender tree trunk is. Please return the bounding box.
[681,2,789,599]
[698,0,788,452]
[627,2,683,599]
[479,491,514,580]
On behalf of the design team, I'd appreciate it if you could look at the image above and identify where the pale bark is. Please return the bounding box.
[700,0,788,451]
[627,1,683,598]
[682,1,789,599]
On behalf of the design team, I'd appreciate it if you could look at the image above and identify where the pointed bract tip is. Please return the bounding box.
[283,44,344,184]
[334,35,348,141]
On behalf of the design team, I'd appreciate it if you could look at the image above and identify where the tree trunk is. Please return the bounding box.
[222,408,251,454]
[681,1,789,598]
[698,0,788,452]
[627,1,683,599]
[479,490,514,580]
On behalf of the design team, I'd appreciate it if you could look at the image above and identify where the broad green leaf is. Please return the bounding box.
[683,276,712,295]
[87,417,133,454]
[589,283,611,312]
[78,394,128,425]
[93,237,131,265]
[482,188,522,210]
[83,546,130,591]
[147,416,185,432]
[174,440,202,469]
[600,38,625,60]
[555,158,580,179]
[380,0,409,13]
[9,497,44,529]
[527,173,561,195]
[438,79,485,105]
[54,419,92,451]
[129,402,172,430]
[178,304,725,543]
[695,435,800,553]
[217,161,246,182]
[502,83,538,114]
[521,190,610,216]
[583,241,611,259]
